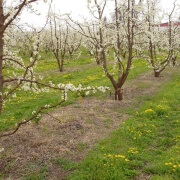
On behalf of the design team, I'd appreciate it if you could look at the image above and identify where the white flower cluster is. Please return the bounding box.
[32,111,36,115]
[57,83,110,96]
[21,82,50,94]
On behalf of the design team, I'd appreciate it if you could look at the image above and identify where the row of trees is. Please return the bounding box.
[13,0,180,75]
[0,0,110,137]
[66,0,179,99]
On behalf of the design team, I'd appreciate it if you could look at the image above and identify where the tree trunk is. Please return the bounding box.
[122,51,126,59]
[60,59,64,72]
[0,64,3,114]
[115,88,123,101]
[96,52,101,65]
[56,58,61,72]
[96,59,100,65]
[69,53,73,60]
[154,71,160,78]
[172,56,176,67]
[0,1,4,114]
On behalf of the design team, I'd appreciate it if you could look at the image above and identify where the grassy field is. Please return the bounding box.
[68,71,180,180]
[1,49,179,180]
[0,50,149,132]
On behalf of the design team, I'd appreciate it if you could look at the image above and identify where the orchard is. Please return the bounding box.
[0,0,179,179]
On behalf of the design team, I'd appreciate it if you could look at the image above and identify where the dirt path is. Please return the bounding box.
[0,69,175,180]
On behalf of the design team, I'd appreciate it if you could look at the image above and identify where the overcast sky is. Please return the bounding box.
[21,0,180,27]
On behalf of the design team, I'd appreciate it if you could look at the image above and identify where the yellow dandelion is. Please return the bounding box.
[157,105,164,109]
[107,154,113,158]
[145,109,154,113]
[117,155,125,158]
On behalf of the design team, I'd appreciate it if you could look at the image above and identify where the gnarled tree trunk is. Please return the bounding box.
[59,59,64,72]
[154,71,160,78]
[115,88,123,101]
[0,1,4,114]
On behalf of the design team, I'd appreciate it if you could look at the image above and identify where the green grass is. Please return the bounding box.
[53,158,77,171]
[23,165,48,180]
[1,48,179,180]
[0,51,149,132]
[68,71,180,180]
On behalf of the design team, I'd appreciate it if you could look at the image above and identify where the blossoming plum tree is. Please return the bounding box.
[49,12,69,72]
[67,31,82,59]
[140,0,179,77]
[49,12,82,71]
[69,0,143,100]
[40,29,52,53]
[15,26,38,57]
[0,0,49,114]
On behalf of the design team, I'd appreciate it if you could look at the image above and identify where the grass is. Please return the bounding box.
[53,158,77,171]
[0,49,149,132]
[0,48,179,180]
[23,165,48,180]
[68,71,180,180]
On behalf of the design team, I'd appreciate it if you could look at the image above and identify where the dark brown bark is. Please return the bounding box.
[57,58,61,72]
[96,59,100,65]
[59,59,64,72]
[172,56,177,67]
[0,0,4,114]
[115,88,123,101]
[154,71,160,78]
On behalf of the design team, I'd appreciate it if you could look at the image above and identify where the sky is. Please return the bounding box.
[20,0,180,27]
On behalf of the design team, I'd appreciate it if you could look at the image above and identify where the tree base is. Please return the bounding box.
[155,72,160,78]
[115,89,123,101]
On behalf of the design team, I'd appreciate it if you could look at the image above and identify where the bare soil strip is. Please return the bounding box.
[0,69,174,180]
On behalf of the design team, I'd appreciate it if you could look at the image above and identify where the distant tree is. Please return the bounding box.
[49,12,69,72]
[141,0,179,77]
[83,38,103,65]
[15,27,39,56]
[67,31,82,59]
[41,29,52,53]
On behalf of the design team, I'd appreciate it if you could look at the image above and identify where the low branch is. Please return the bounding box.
[0,99,65,138]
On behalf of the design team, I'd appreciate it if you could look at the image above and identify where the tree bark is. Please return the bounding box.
[96,58,100,65]
[172,56,177,67]
[57,58,61,72]
[0,1,4,114]
[154,71,160,78]
[59,59,64,72]
[115,88,123,101]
